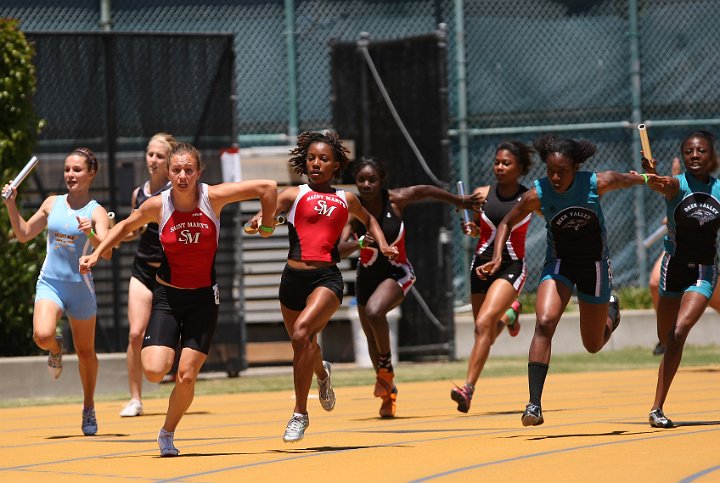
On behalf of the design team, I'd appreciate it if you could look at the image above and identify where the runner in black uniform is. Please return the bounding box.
[120,133,176,417]
[451,141,534,413]
[341,157,479,417]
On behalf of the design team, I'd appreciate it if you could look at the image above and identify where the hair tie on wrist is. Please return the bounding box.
[358,235,366,249]
[259,224,274,233]
[88,229,96,238]
[640,173,649,184]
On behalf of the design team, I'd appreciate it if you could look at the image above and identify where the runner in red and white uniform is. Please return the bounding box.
[80,143,277,456]
[248,131,398,443]
[339,157,479,418]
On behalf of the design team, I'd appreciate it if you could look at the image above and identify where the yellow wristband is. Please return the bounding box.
[88,229,96,238]
[358,235,366,249]
[259,224,274,233]
[640,173,649,184]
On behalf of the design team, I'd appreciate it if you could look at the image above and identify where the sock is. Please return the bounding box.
[378,352,393,373]
[160,428,174,437]
[464,383,475,395]
[528,362,549,407]
[505,307,518,326]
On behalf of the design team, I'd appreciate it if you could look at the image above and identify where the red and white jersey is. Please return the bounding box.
[287,184,349,263]
[157,183,220,288]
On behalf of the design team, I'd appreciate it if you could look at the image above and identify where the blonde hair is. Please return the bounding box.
[147,132,177,154]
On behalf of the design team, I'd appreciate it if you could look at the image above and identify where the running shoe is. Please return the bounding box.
[283,413,309,443]
[119,399,144,417]
[609,294,621,332]
[318,361,335,411]
[521,403,544,426]
[47,335,63,379]
[157,428,179,456]
[649,408,673,428]
[653,342,665,356]
[82,407,98,436]
[450,384,474,413]
[379,385,398,418]
[507,301,522,337]
[374,367,394,398]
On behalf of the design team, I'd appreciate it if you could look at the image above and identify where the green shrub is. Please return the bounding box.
[0,18,45,356]
[516,285,654,315]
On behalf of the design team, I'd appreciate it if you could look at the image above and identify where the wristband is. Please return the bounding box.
[358,235,366,249]
[259,224,274,234]
[640,173,649,184]
[88,229,96,239]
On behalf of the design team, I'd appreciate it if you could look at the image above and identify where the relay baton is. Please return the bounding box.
[638,124,654,169]
[642,225,667,248]
[243,212,286,234]
[107,211,116,228]
[2,156,39,200]
[456,181,471,224]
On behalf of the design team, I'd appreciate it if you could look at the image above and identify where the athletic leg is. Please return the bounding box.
[162,347,207,432]
[68,315,98,410]
[465,280,517,387]
[126,277,153,403]
[652,292,706,411]
[283,287,340,415]
[522,279,570,426]
[32,299,63,354]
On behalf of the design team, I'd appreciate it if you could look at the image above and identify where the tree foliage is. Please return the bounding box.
[0,18,45,356]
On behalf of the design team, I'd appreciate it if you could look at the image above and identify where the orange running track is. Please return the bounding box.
[1,366,719,482]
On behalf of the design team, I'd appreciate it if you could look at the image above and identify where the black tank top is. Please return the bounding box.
[134,181,170,263]
[483,184,527,226]
[355,189,408,272]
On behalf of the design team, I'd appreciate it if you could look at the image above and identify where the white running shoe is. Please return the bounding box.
[158,428,179,457]
[283,413,309,443]
[119,399,144,417]
[318,361,335,411]
[47,335,63,379]
[82,407,98,436]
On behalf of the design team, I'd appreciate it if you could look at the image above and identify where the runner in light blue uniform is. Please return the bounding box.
[659,172,720,299]
[476,134,644,428]
[643,131,720,429]
[536,171,611,303]
[36,194,100,318]
[2,147,111,437]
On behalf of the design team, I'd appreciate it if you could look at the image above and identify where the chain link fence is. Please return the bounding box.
[4,0,720,305]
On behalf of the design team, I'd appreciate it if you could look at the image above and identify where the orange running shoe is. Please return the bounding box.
[374,368,394,398]
[379,386,398,418]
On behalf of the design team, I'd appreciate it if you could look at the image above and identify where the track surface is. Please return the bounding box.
[2,367,719,482]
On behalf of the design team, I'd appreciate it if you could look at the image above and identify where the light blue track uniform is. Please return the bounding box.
[659,173,720,299]
[35,195,99,319]
[536,171,612,303]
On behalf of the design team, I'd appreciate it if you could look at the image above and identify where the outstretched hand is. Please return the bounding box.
[458,192,484,212]
[641,156,657,174]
